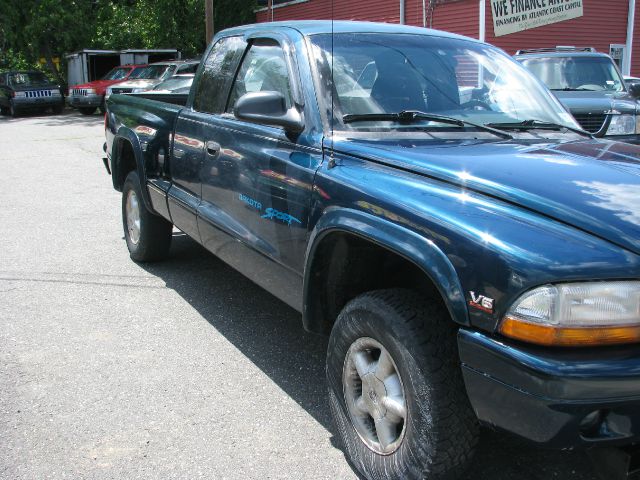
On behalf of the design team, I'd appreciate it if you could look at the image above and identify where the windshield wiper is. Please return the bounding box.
[342,110,513,139]
[551,87,597,91]
[486,119,593,137]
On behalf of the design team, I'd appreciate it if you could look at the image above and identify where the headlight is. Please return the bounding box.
[131,87,146,93]
[50,89,61,96]
[86,88,96,95]
[14,91,26,97]
[606,114,637,135]
[500,281,640,346]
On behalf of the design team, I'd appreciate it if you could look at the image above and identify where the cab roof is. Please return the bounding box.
[219,20,482,44]
[515,51,612,60]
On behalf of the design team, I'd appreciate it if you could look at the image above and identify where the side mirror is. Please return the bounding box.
[234,91,303,134]
[628,82,640,99]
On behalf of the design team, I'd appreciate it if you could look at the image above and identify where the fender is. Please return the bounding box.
[303,207,470,332]
[111,126,154,213]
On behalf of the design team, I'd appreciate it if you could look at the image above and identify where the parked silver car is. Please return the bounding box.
[105,60,198,99]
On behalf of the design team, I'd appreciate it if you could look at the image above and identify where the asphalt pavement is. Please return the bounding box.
[0,109,601,479]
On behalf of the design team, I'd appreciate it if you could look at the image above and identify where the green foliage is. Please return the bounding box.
[1,0,258,80]
[94,0,257,57]
[0,49,43,72]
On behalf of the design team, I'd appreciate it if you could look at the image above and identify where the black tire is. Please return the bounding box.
[0,105,8,115]
[327,289,479,480]
[98,104,106,114]
[52,104,64,114]
[9,100,20,117]
[79,107,96,115]
[122,171,172,262]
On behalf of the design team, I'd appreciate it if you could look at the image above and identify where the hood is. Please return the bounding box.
[333,136,640,255]
[12,82,58,92]
[109,79,160,89]
[553,90,639,114]
[71,79,122,92]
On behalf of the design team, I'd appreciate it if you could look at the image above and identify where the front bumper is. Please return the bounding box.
[458,328,640,449]
[13,96,64,109]
[68,94,103,108]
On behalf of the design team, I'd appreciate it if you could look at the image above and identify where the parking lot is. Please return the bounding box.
[0,110,602,479]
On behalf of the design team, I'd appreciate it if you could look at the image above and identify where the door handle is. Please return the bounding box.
[206,141,221,157]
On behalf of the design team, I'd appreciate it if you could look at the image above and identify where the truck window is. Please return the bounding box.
[193,36,245,114]
[177,63,198,74]
[226,39,293,113]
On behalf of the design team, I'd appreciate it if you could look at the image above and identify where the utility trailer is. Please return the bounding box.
[65,49,180,87]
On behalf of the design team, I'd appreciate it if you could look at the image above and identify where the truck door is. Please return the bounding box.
[195,36,323,310]
[167,36,245,240]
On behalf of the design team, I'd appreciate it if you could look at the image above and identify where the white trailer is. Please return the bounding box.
[65,49,180,86]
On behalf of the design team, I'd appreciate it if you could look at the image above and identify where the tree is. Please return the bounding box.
[1,0,96,82]
[1,0,257,80]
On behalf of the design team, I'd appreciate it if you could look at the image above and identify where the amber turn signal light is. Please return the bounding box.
[500,316,640,347]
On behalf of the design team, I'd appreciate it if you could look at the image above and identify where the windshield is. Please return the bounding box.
[8,72,50,87]
[519,56,625,92]
[309,33,578,133]
[128,65,170,80]
[153,76,193,92]
[101,67,131,81]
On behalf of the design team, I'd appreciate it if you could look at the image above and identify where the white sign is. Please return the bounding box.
[491,0,584,37]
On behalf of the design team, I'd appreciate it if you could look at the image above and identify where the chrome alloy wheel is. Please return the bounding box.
[342,337,407,455]
[125,189,141,245]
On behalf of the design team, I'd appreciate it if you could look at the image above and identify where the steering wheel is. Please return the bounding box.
[460,99,492,111]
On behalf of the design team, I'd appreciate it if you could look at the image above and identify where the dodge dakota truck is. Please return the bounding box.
[103,21,640,480]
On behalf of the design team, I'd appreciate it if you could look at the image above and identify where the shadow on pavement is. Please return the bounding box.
[140,234,600,480]
[0,109,103,126]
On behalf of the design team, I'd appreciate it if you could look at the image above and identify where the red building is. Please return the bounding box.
[256,0,640,76]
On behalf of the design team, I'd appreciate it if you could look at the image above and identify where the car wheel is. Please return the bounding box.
[0,104,8,115]
[9,100,20,117]
[327,289,479,480]
[122,171,172,262]
[98,105,106,114]
[79,107,96,115]
[52,104,64,114]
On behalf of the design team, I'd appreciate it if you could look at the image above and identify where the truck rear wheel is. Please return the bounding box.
[327,289,478,480]
[79,107,96,115]
[122,171,172,262]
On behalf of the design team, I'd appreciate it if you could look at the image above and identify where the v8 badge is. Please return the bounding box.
[468,291,494,314]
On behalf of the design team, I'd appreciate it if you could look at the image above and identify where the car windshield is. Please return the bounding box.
[128,65,170,79]
[519,56,625,92]
[309,33,578,133]
[153,76,193,92]
[8,72,50,87]
[101,67,131,81]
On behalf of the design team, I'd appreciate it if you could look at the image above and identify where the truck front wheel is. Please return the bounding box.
[9,100,20,117]
[327,289,478,480]
[122,171,172,262]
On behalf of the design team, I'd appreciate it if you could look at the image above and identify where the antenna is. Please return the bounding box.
[329,0,336,168]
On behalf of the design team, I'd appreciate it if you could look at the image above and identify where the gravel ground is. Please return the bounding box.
[0,109,602,479]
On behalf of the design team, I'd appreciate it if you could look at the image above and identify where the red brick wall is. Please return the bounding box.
[256,0,638,75]
[256,0,399,23]
[633,0,640,76]
[484,0,629,58]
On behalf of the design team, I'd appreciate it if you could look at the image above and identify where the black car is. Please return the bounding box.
[0,71,65,117]
[516,47,640,144]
